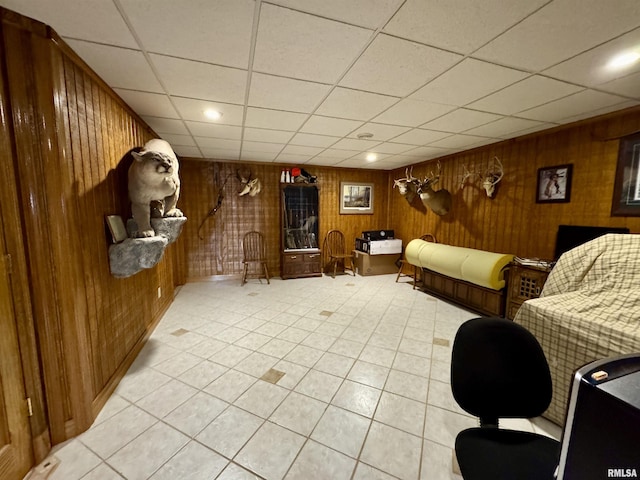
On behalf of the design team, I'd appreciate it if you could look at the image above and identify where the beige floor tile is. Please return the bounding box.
[285,440,356,480]
[385,369,429,402]
[163,391,228,437]
[347,360,390,389]
[235,422,305,480]
[149,441,228,480]
[360,422,422,480]
[332,380,381,418]
[272,360,310,389]
[314,352,355,377]
[195,406,263,458]
[178,360,229,389]
[234,380,289,418]
[269,391,327,435]
[374,391,426,436]
[294,369,343,402]
[311,405,370,458]
[204,369,256,403]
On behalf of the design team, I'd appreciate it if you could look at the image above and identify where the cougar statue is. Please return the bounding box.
[128,139,183,237]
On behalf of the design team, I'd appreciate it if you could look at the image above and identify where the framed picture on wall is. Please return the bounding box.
[536,164,573,203]
[340,182,374,214]
[611,131,640,216]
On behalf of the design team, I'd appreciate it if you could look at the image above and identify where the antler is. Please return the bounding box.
[460,164,480,190]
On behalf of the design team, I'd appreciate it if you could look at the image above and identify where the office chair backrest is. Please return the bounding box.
[451,317,552,425]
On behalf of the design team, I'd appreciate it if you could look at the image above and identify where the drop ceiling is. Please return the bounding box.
[3,0,640,170]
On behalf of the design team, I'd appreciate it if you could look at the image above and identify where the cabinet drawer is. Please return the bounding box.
[283,253,304,264]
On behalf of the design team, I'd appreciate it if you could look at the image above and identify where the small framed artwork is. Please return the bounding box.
[536,164,573,203]
[340,182,374,214]
[105,215,128,243]
[611,132,640,216]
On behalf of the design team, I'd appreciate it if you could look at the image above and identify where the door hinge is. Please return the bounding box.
[26,397,33,417]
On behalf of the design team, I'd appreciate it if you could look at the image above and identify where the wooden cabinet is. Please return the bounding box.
[506,262,552,320]
[280,185,322,279]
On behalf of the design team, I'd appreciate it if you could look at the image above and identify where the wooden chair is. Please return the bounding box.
[323,230,355,278]
[241,231,270,286]
[396,233,437,289]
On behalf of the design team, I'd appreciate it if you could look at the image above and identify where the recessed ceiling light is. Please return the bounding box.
[366,153,377,162]
[204,108,223,120]
[608,50,640,70]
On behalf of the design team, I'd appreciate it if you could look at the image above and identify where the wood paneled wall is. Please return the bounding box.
[389,107,640,259]
[1,8,184,448]
[180,161,390,278]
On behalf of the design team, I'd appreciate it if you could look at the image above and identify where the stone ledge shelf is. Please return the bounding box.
[108,217,187,278]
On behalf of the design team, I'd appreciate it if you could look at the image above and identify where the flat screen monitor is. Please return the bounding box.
[554,225,629,260]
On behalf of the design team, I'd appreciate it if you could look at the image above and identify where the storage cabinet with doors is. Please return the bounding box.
[506,262,553,320]
[281,184,322,279]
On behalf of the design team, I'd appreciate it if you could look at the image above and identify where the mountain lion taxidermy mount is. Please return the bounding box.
[128,139,183,237]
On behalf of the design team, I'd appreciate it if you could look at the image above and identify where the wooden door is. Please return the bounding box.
[0,252,32,480]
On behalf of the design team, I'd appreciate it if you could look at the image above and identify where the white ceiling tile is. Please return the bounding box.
[119,0,254,68]
[335,158,370,168]
[410,59,530,106]
[243,128,294,144]
[403,146,454,159]
[372,99,456,127]
[330,138,381,151]
[340,34,462,97]
[543,28,640,87]
[371,142,416,154]
[3,0,138,48]
[171,98,244,125]
[598,72,640,99]
[289,133,339,148]
[428,134,491,149]
[66,41,163,93]
[474,0,640,71]
[160,134,197,147]
[150,54,247,104]
[172,145,202,157]
[351,152,390,162]
[141,116,189,135]
[114,89,178,118]
[517,89,632,123]
[467,76,583,115]
[248,73,331,113]
[195,137,241,150]
[186,122,242,139]
[556,100,640,124]
[241,141,285,154]
[391,129,452,145]
[319,149,360,160]
[276,153,314,163]
[383,0,546,54]
[253,4,372,84]
[464,117,548,138]
[245,108,308,131]
[421,109,503,133]
[349,123,410,141]
[267,0,403,29]
[200,147,241,160]
[300,116,363,136]
[315,87,398,120]
[307,156,344,166]
[240,151,279,161]
[279,145,324,156]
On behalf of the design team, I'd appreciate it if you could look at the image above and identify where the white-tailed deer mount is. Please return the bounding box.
[417,161,452,216]
[393,167,418,203]
[237,170,262,197]
[460,157,504,198]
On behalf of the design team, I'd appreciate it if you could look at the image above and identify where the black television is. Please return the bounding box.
[554,225,630,260]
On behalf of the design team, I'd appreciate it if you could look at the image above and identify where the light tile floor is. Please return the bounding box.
[41,274,562,480]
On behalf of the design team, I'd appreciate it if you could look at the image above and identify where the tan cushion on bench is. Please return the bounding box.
[405,239,514,290]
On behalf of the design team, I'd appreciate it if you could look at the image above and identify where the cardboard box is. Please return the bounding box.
[355,238,402,255]
[354,250,400,276]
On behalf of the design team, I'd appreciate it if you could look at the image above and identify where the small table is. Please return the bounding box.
[506,261,553,320]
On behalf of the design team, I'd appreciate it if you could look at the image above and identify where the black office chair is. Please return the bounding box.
[451,317,560,480]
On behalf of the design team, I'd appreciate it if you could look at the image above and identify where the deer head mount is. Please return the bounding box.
[460,157,504,197]
[393,167,419,203]
[237,169,262,197]
[416,161,452,216]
